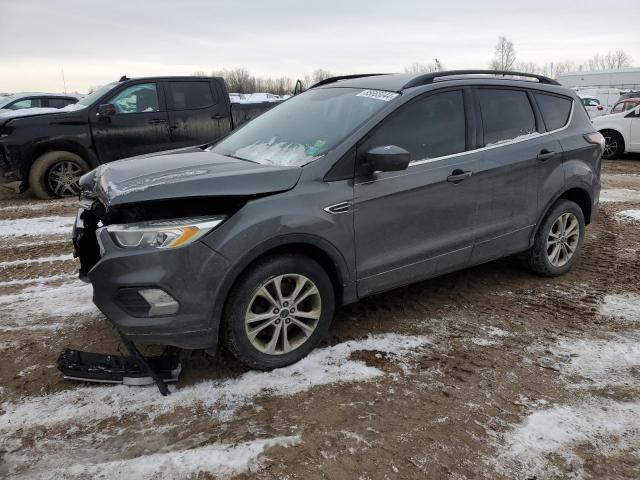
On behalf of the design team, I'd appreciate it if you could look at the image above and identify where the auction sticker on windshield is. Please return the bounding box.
[356,90,399,102]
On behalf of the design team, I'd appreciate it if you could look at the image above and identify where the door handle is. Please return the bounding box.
[169,125,178,130]
[148,118,166,125]
[537,149,556,161]
[447,169,473,184]
[211,114,224,120]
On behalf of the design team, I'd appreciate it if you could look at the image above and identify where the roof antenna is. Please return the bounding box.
[119,75,129,82]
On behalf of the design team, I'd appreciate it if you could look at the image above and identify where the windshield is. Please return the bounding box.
[212,87,399,166]
[77,82,118,106]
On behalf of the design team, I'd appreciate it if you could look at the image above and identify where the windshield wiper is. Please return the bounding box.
[223,154,259,164]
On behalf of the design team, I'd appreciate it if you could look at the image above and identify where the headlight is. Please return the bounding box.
[104,215,226,249]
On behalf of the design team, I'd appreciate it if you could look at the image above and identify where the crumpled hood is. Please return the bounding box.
[81,148,302,207]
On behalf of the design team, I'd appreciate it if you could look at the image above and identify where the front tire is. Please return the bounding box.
[29,151,89,199]
[601,130,624,160]
[223,254,335,369]
[526,199,585,277]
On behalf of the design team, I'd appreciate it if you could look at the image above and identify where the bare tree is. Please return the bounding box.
[490,36,516,71]
[584,50,632,71]
[403,60,444,74]
[192,70,208,77]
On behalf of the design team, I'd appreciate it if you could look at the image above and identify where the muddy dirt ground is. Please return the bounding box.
[1,157,639,479]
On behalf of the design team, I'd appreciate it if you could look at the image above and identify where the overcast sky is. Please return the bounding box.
[1,0,639,93]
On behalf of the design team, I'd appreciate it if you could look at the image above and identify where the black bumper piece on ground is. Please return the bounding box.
[57,335,181,396]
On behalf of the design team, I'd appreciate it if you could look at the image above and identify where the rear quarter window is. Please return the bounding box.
[534,93,573,131]
[477,89,536,145]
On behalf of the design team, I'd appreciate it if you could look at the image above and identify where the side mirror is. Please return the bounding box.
[625,106,640,118]
[364,145,411,173]
[97,104,116,117]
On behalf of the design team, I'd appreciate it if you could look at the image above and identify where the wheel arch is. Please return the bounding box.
[532,186,593,246]
[598,128,626,153]
[209,234,356,349]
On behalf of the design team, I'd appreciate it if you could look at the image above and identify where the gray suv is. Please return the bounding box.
[75,70,604,369]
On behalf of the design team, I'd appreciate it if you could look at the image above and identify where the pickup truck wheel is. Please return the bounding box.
[223,254,335,370]
[601,130,624,159]
[29,151,89,199]
[526,199,585,277]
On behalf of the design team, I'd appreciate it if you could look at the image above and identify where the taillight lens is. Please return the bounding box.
[584,132,605,149]
[597,105,603,111]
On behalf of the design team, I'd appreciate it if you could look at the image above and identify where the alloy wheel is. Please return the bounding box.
[546,212,580,267]
[603,135,617,157]
[47,160,83,197]
[244,274,322,355]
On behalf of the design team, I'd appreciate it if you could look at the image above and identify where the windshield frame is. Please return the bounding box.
[211,86,402,168]
[77,82,119,107]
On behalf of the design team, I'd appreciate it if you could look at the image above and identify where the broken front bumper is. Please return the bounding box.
[73,209,230,350]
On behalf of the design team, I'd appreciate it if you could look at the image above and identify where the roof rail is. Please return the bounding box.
[402,70,560,89]
[309,73,390,89]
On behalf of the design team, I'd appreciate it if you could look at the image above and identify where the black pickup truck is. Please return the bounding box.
[0,76,280,199]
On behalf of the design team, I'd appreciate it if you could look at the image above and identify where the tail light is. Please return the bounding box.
[584,132,605,149]
[597,105,603,111]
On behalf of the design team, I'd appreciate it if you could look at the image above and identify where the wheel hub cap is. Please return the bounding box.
[47,160,83,197]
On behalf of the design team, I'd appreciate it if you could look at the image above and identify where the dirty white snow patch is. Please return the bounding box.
[600,188,640,203]
[599,293,640,322]
[0,334,430,433]
[499,400,640,478]
[37,436,301,480]
[0,253,73,268]
[0,280,96,328]
[0,216,74,237]
[615,209,640,223]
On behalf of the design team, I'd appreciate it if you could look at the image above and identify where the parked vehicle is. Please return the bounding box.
[592,98,640,159]
[610,97,640,114]
[0,76,280,198]
[0,92,79,112]
[74,70,603,369]
[617,90,640,102]
[579,96,605,118]
[574,88,620,118]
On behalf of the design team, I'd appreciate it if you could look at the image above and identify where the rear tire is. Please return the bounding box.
[223,254,335,370]
[601,130,624,160]
[526,199,585,277]
[29,151,89,199]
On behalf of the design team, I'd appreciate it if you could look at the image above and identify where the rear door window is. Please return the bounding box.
[6,98,43,110]
[612,102,625,113]
[477,89,536,145]
[534,93,573,131]
[48,97,76,108]
[167,81,215,110]
[361,90,466,163]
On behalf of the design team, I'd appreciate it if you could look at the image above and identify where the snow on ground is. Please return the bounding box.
[0,280,96,329]
[553,333,640,387]
[496,294,640,477]
[600,188,640,203]
[0,216,75,237]
[26,436,301,480]
[0,253,73,268]
[0,273,76,288]
[0,334,429,478]
[0,199,76,212]
[615,209,640,223]
[599,293,640,322]
[0,333,430,433]
[499,399,640,478]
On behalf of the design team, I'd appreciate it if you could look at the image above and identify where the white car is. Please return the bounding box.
[575,88,620,118]
[592,100,640,159]
[0,92,79,113]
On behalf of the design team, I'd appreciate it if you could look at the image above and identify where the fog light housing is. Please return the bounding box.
[138,289,179,316]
